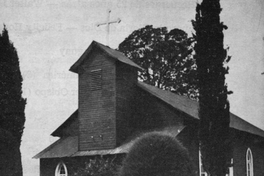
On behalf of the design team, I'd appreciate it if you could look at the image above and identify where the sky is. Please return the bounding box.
[0,0,263,176]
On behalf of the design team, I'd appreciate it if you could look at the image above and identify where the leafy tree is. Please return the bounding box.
[118,25,198,99]
[0,25,26,176]
[192,0,232,176]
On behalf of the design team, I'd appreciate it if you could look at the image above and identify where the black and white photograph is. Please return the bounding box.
[0,0,264,176]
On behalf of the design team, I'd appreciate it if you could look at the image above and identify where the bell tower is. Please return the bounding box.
[70,41,141,151]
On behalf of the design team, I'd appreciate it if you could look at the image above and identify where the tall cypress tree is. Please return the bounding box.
[0,25,26,176]
[192,1,232,176]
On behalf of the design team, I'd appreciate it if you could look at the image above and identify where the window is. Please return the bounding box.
[55,162,68,176]
[246,148,253,176]
[89,69,102,90]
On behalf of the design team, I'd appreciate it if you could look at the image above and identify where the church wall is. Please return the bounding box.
[177,126,200,176]
[40,154,124,176]
[61,117,78,137]
[154,98,184,128]
[116,62,138,145]
[78,48,116,151]
[233,131,264,176]
[131,87,185,132]
[251,144,264,176]
[37,42,264,176]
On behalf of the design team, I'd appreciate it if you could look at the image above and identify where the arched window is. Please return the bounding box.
[55,162,68,176]
[246,148,254,176]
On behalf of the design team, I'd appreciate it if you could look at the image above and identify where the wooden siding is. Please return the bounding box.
[78,49,116,151]
[51,110,79,137]
[117,80,186,145]
[88,69,102,90]
[132,86,184,130]
[233,131,264,176]
[60,118,78,137]
[116,61,186,145]
[116,62,138,145]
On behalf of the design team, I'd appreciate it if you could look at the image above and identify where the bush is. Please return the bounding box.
[73,156,122,176]
[119,132,195,176]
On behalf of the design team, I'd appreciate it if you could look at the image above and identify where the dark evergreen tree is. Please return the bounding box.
[192,0,232,176]
[118,25,198,99]
[0,25,26,176]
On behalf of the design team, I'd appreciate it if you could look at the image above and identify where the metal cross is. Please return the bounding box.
[97,10,121,46]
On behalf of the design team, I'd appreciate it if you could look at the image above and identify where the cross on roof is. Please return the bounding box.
[97,10,121,46]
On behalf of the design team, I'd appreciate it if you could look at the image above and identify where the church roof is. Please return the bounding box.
[35,82,264,159]
[33,136,78,159]
[51,110,78,137]
[72,125,184,157]
[137,81,199,120]
[137,81,264,138]
[50,81,264,141]
[34,126,184,159]
[69,41,143,73]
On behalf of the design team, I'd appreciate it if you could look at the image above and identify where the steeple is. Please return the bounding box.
[70,41,142,150]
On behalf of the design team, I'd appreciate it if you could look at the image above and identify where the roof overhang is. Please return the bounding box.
[71,125,185,157]
[230,113,264,138]
[34,126,184,159]
[69,41,143,73]
[51,110,78,137]
[33,136,78,159]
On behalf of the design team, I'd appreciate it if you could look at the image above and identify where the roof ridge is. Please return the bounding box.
[136,81,264,138]
[70,40,143,73]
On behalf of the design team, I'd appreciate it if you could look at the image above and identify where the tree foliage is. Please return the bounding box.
[118,25,198,99]
[0,25,26,176]
[192,0,232,176]
[119,132,195,176]
[73,156,122,176]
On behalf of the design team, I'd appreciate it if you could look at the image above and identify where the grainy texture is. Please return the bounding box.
[79,48,116,150]
[40,155,125,176]
[192,0,231,175]
[119,132,195,176]
[36,41,264,176]
[232,130,264,176]
[116,62,138,145]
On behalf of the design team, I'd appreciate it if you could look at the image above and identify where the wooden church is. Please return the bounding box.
[34,41,264,176]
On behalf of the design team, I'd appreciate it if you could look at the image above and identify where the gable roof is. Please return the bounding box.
[35,81,264,159]
[69,41,143,73]
[51,81,264,139]
[51,110,78,137]
[137,81,264,138]
[33,136,78,159]
[34,125,184,159]
[137,81,199,120]
[229,113,264,138]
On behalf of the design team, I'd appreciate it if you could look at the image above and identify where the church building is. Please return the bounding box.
[34,41,264,176]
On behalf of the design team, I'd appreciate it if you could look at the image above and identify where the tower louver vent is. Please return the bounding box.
[89,69,102,90]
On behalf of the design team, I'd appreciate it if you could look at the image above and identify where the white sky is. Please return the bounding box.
[0,0,263,176]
